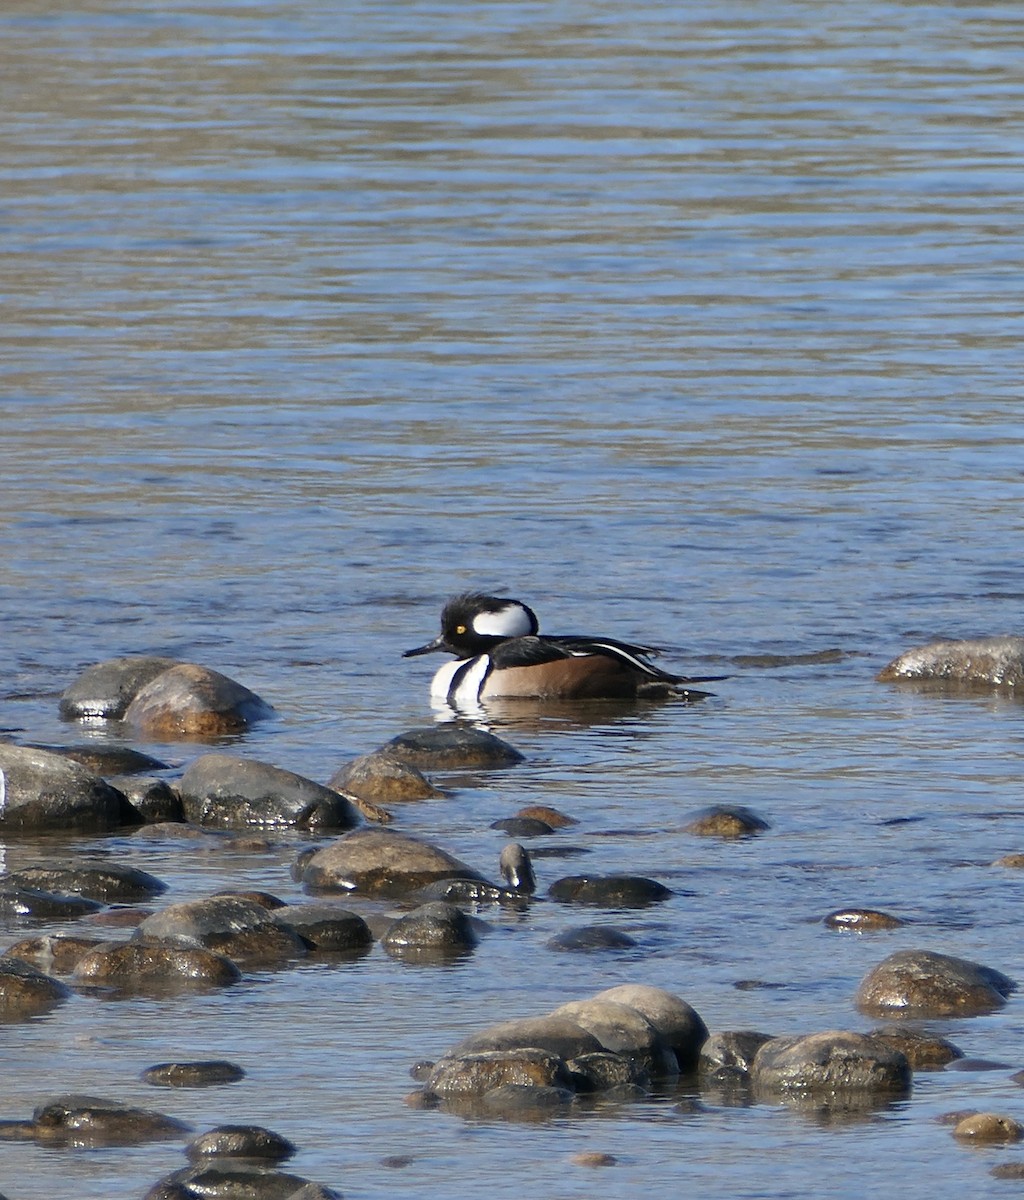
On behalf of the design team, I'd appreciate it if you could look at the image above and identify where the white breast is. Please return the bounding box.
[431,655,491,706]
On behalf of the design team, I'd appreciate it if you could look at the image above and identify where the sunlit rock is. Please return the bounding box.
[382,726,524,770]
[381,901,480,960]
[328,750,444,804]
[549,998,677,1077]
[877,636,1024,689]
[141,1061,245,1089]
[185,1124,295,1162]
[0,957,71,1021]
[2,862,166,903]
[135,895,307,967]
[752,1031,911,1098]
[124,664,274,739]
[71,940,241,994]
[32,1094,190,1146]
[683,805,770,838]
[0,744,133,832]
[856,949,1015,1018]
[591,984,708,1071]
[59,656,179,720]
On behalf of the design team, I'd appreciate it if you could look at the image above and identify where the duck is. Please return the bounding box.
[404,591,720,708]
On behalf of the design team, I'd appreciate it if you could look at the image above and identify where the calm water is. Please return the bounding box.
[3,1,1024,1196]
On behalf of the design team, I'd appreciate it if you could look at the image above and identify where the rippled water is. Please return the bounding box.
[3,1,1024,1196]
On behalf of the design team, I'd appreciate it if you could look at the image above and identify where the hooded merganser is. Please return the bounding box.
[404,592,720,708]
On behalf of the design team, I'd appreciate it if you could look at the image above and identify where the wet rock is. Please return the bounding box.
[546,926,637,952]
[0,957,71,1020]
[59,655,180,720]
[877,636,1024,690]
[382,726,524,770]
[823,908,904,931]
[32,1094,190,1146]
[299,828,486,899]
[491,816,554,837]
[271,904,373,952]
[571,1152,618,1168]
[413,878,526,906]
[868,1028,964,1069]
[2,933,105,974]
[424,1048,574,1098]
[382,901,480,959]
[550,998,677,1076]
[0,887,102,921]
[0,744,133,832]
[328,750,444,804]
[683,806,770,838]
[498,842,536,894]
[515,804,577,828]
[2,862,167,903]
[481,1083,574,1115]
[993,853,1024,869]
[141,1061,246,1088]
[88,905,153,929]
[123,663,274,739]
[566,1051,651,1094]
[72,940,241,993]
[179,753,359,831]
[28,743,169,775]
[991,1163,1024,1180]
[856,950,1015,1018]
[186,1124,295,1162]
[148,1163,329,1199]
[591,984,709,1071]
[752,1031,911,1098]
[135,895,307,966]
[548,874,672,908]
[448,1015,603,1064]
[699,1031,775,1081]
[953,1113,1024,1143]
[109,775,184,823]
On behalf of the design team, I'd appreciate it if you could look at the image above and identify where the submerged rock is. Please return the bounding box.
[59,656,179,721]
[683,806,770,838]
[0,957,72,1021]
[32,1094,190,1146]
[382,726,524,770]
[2,862,167,903]
[71,940,241,994]
[548,875,672,908]
[952,1113,1024,1143]
[823,908,904,931]
[877,637,1024,690]
[546,926,637,952]
[135,895,307,966]
[328,750,444,804]
[856,950,1015,1018]
[752,1031,911,1098]
[0,744,133,833]
[123,664,274,739]
[141,1062,246,1089]
[868,1028,964,1070]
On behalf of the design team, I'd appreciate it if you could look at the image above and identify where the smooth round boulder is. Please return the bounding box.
[32,1095,190,1146]
[752,1031,911,1098]
[299,828,486,898]
[381,902,479,960]
[877,637,1024,689]
[59,656,180,720]
[328,751,444,804]
[424,1048,574,1099]
[186,1124,295,1162]
[700,1031,775,1081]
[382,726,524,770]
[134,895,307,966]
[0,957,71,1021]
[141,1061,245,1089]
[2,933,104,974]
[953,1113,1024,1143]
[2,862,167,903]
[546,926,637,953]
[550,998,676,1076]
[178,753,359,831]
[271,904,373,952]
[123,664,274,739]
[823,908,904,932]
[683,806,770,838]
[591,984,709,1071]
[856,950,1015,1018]
[447,1016,603,1062]
[0,887,102,921]
[548,875,672,908]
[72,940,241,994]
[0,744,132,832]
[150,1164,338,1198]
[868,1028,964,1070]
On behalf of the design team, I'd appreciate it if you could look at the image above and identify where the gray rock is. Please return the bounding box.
[328,750,444,804]
[447,1016,603,1062]
[550,998,677,1077]
[0,957,71,1021]
[566,1051,651,1093]
[108,775,184,823]
[382,726,524,770]
[867,1028,964,1070]
[856,949,1015,1018]
[425,1048,574,1098]
[2,862,166,903]
[178,753,359,831]
[123,663,274,739]
[877,636,1024,689]
[699,1031,774,1080]
[186,1124,295,1162]
[546,926,637,952]
[0,887,102,921]
[270,904,372,952]
[134,895,307,966]
[592,984,708,1071]
[548,874,672,908]
[382,901,479,959]
[752,1031,911,1098]
[0,744,132,832]
[72,940,241,993]
[141,1061,246,1089]
[32,1094,190,1146]
[59,656,180,720]
[26,744,169,775]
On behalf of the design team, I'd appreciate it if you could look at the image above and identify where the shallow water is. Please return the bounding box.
[3,0,1024,1196]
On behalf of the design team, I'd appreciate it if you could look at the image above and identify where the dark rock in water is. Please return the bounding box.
[0,957,71,1021]
[178,753,359,831]
[134,895,307,966]
[856,949,1015,1018]
[0,887,102,921]
[752,1031,911,1098]
[592,984,708,1072]
[186,1124,296,1162]
[59,656,180,721]
[823,908,904,932]
[877,636,1024,690]
[700,1031,775,1081]
[328,750,444,804]
[270,904,373,952]
[32,1094,190,1146]
[382,901,480,959]
[868,1028,963,1069]
[413,878,525,906]
[481,1083,574,1114]
[2,933,105,975]
[550,998,677,1077]
[382,726,524,770]
[141,1061,246,1089]
[299,828,486,899]
[109,775,184,823]
[71,940,241,994]
[447,1016,603,1062]
[26,744,169,775]
[499,842,536,894]
[490,817,553,837]
[2,862,167,903]
[149,1164,339,1199]
[424,1048,574,1099]
[548,874,672,908]
[546,926,637,952]
[566,1051,651,1094]
[683,806,770,838]
[123,663,274,740]
[0,744,133,832]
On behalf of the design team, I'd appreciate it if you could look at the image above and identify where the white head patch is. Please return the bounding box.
[472,602,534,639]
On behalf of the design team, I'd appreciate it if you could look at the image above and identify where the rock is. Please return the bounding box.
[550,998,677,1076]
[32,1095,190,1146]
[700,1031,774,1081]
[953,1113,1024,1143]
[868,1028,964,1069]
[0,957,71,1020]
[186,1124,295,1162]
[27,744,169,775]
[134,895,307,966]
[515,805,577,828]
[490,817,553,837]
[683,806,770,838]
[571,1152,618,1167]
[823,908,904,931]
[2,933,104,974]
[424,1048,574,1098]
[877,636,1024,689]
[123,663,274,739]
[752,1031,911,1098]
[328,750,444,804]
[381,902,479,959]
[856,950,1015,1018]
[59,656,180,720]
[71,940,241,994]
[299,828,486,899]
[0,744,133,832]
[108,775,184,823]
[991,1163,1024,1180]
[413,878,526,906]
[447,1016,603,1062]
[2,862,166,903]
[993,853,1024,869]
[566,1051,650,1094]
[178,753,359,831]
[548,875,672,908]
[148,1164,328,1198]
[382,726,524,770]
[546,926,637,952]
[0,888,102,921]
[141,1061,245,1088]
[479,1082,574,1116]
[591,984,709,1071]
[271,904,373,952]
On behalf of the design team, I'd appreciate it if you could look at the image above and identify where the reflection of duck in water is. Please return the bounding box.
[405,592,720,709]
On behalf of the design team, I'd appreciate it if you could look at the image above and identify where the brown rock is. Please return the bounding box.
[877,637,1024,689]
[683,806,770,838]
[856,950,1014,1019]
[425,1048,573,1098]
[953,1113,1024,1143]
[752,1031,911,1097]
[123,664,274,739]
[823,908,904,931]
[299,828,485,899]
[328,751,444,804]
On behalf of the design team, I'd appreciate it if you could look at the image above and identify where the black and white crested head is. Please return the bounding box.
[403,591,540,660]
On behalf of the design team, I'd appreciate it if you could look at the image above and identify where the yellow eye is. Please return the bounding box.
[455,624,467,635]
